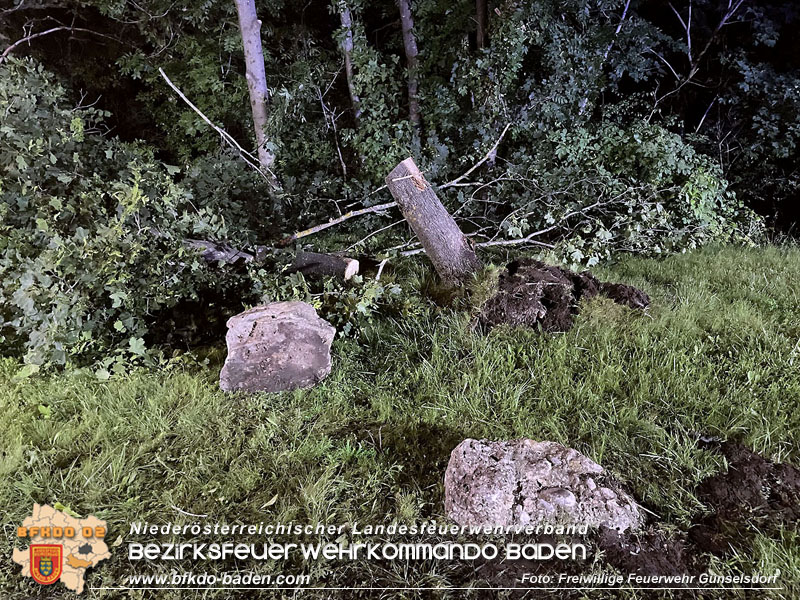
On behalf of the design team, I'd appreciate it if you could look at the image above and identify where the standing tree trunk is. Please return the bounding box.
[386,158,480,285]
[396,0,421,137]
[234,0,276,174]
[337,1,361,121]
[475,0,488,50]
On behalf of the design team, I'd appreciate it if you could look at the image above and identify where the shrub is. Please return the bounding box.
[249,266,409,337]
[441,119,762,267]
[0,59,261,369]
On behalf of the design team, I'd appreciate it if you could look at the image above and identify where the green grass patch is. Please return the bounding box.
[2,244,799,598]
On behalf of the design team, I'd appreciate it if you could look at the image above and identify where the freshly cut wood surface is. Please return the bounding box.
[386,157,480,285]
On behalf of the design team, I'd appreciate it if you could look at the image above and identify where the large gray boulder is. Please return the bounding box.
[220,301,336,393]
[444,439,642,532]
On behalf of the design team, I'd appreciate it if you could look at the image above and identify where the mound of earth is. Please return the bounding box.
[689,441,800,554]
[465,529,698,596]
[479,258,650,332]
[597,527,697,578]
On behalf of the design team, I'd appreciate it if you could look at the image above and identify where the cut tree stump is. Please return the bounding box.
[289,251,360,280]
[386,157,480,285]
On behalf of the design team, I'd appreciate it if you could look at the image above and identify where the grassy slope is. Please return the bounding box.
[1,245,799,598]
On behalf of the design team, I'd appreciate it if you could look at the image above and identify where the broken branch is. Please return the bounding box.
[288,251,360,280]
[278,198,397,247]
[440,123,511,189]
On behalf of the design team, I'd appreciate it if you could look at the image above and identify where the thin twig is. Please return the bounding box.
[1,26,121,63]
[384,238,421,253]
[482,199,607,248]
[346,219,404,251]
[695,95,717,133]
[2,0,27,16]
[398,234,555,255]
[316,79,348,179]
[279,200,397,247]
[440,123,511,189]
[648,49,681,80]
[476,237,555,249]
[375,258,389,280]
[603,0,631,60]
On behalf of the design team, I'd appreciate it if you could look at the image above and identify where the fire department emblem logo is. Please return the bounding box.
[30,544,63,585]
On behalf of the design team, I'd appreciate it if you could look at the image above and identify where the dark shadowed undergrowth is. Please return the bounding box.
[2,244,799,598]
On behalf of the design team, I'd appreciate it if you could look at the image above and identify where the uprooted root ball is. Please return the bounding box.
[479,258,650,332]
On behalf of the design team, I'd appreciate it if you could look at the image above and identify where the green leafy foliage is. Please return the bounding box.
[0,0,794,366]
[336,1,413,179]
[489,120,761,266]
[249,267,409,337]
[0,59,262,367]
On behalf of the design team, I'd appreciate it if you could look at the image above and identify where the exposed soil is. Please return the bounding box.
[479,258,650,332]
[596,442,800,576]
[597,527,698,577]
[689,441,800,554]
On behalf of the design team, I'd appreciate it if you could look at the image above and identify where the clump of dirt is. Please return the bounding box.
[689,441,800,554]
[479,258,650,332]
[597,527,698,578]
[461,530,697,595]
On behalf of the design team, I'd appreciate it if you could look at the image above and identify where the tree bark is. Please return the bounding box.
[396,0,421,134]
[386,158,480,285]
[337,1,361,121]
[289,252,360,280]
[233,0,276,173]
[475,0,488,50]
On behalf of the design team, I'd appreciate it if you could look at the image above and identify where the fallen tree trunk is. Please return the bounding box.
[289,251,360,280]
[386,157,480,285]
